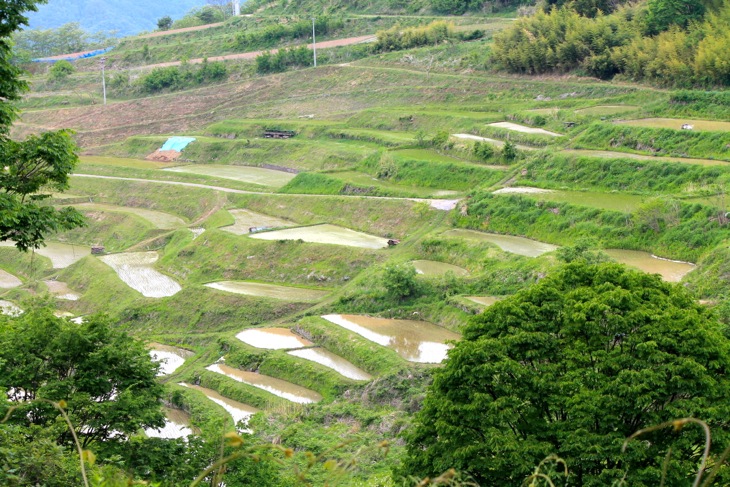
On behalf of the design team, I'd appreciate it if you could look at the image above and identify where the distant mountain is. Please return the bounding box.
[25,0,213,37]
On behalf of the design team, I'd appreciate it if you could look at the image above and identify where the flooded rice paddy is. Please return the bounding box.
[250,224,390,249]
[0,300,22,316]
[616,118,730,132]
[164,165,295,187]
[412,260,469,277]
[206,364,322,404]
[43,280,80,300]
[73,203,185,229]
[321,314,460,363]
[288,348,372,381]
[235,327,313,350]
[494,187,554,194]
[495,187,646,212]
[100,252,182,297]
[604,249,695,282]
[206,281,328,302]
[222,209,292,235]
[562,149,729,167]
[488,122,562,137]
[180,383,259,428]
[465,296,503,307]
[149,343,194,376]
[0,270,22,289]
[145,407,194,439]
[0,241,90,269]
[443,229,558,257]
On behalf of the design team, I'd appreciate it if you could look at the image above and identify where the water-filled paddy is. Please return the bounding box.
[604,249,695,282]
[235,327,313,350]
[0,270,22,289]
[164,165,295,187]
[495,187,646,212]
[443,229,558,257]
[73,203,185,229]
[562,149,729,167]
[250,224,389,249]
[0,241,90,268]
[616,118,730,132]
[488,122,562,137]
[206,281,328,302]
[465,296,503,307]
[180,383,259,429]
[0,300,22,316]
[145,407,194,439]
[222,209,293,235]
[412,260,469,277]
[321,314,460,363]
[288,348,372,381]
[149,343,194,375]
[100,252,182,298]
[43,280,80,300]
[206,363,322,404]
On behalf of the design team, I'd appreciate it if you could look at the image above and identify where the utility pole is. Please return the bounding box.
[100,56,107,105]
[312,18,317,67]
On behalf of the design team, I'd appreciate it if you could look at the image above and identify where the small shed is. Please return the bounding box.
[91,245,105,255]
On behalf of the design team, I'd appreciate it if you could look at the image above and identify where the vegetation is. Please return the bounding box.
[141,59,228,92]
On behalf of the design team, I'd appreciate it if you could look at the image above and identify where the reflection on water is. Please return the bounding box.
[321,314,460,363]
[100,252,182,298]
[412,260,468,277]
[443,229,558,257]
[288,348,372,381]
[250,224,389,249]
[180,383,258,430]
[0,241,90,269]
[605,249,695,282]
[149,343,194,375]
[0,269,22,289]
[206,281,328,302]
[236,328,313,350]
[223,209,292,235]
[206,363,322,404]
[145,407,194,439]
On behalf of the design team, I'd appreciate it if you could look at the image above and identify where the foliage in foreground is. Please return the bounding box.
[401,261,730,485]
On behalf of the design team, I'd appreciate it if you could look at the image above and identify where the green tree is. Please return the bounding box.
[383,263,419,300]
[0,309,165,448]
[644,0,706,34]
[48,59,74,80]
[1,0,84,251]
[501,140,517,161]
[401,262,730,485]
[156,15,172,31]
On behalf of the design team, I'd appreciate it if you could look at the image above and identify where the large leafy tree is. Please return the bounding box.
[0,310,165,448]
[401,262,730,485]
[0,0,84,251]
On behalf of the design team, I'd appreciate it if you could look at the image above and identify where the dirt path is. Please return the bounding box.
[138,22,225,39]
[73,174,459,210]
[143,34,376,69]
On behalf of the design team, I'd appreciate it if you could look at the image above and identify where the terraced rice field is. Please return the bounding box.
[180,383,259,429]
[43,280,80,300]
[495,187,647,212]
[604,249,695,282]
[562,149,730,167]
[288,348,372,381]
[164,165,296,187]
[616,118,730,132]
[222,209,293,235]
[574,105,638,116]
[321,314,460,364]
[443,229,558,257]
[0,241,90,268]
[452,133,536,151]
[206,363,322,404]
[412,260,469,277]
[207,281,329,302]
[0,270,22,289]
[80,156,170,170]
[149,343,194,375]
[464,296,502,307]
[235,327,313,349]
[100,252,182,297]
[73,203,186,229]
[0,300,22,316]
[249,224,389,249]
[488,122,562,137]
[145,407,195,439]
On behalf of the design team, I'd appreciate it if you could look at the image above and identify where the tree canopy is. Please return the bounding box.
[0,0,84,251]
[401,262,730,485]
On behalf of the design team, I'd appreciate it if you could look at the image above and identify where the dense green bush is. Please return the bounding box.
[256,46,313,74]
[373,20,453,53]
[140,60,228,92]
[233,16,344,51]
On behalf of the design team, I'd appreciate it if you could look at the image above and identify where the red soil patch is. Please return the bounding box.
[145,150,182,162]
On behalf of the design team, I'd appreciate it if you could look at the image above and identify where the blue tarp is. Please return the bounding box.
[33,46,115,63]
[160,137,197,152]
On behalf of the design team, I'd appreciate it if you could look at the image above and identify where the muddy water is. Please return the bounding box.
[494,187,554,195]
[605,249,695,282]
[222,209,292,235]
[100,252,182,298]
[0,270,22,289]
[288,348,372,381]
[43,280,80,300]
[412,260,469,277]
[206,281,328,302]
[0,300,22,316]
[206,363,322,404]
[164,164,295,187]
[235,328,313,350]
[488,122,562,137]
[250,224,389,249]
[465,296,502,307]
[145,407,194,439]
[73,203,185,229]
[0,241,90,269]
[321,314,460,364]
[180,383,259,429]
[444,229,558,257]
[149,344,193,376]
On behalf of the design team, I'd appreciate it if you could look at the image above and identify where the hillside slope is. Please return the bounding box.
[26,0,210,36]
